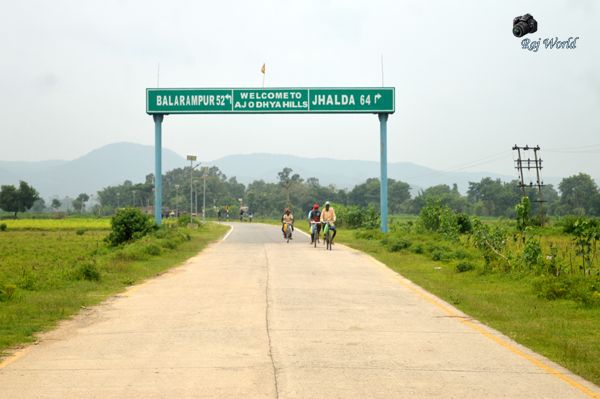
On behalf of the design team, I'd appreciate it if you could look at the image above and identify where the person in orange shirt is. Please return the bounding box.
[320,201,337,243]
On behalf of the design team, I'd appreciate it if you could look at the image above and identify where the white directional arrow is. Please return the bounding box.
[374,93,382,104]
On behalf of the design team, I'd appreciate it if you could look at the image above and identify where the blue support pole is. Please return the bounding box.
[153,114,164,225]
[378,113,389,233]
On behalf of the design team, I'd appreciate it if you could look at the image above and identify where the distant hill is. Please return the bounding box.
[0,143,186,198]
[0,143,561,199]
[209,153,531,193]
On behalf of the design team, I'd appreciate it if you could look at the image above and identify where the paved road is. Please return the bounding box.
[1,223,599,398]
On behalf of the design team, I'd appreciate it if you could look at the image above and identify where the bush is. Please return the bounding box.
[78,262,101,281]
[533,276,600,306]
[76,228,86,236]
[386,237,412,252]
[106,208,156,246]
[145,244,162,256]
[345,206,365,229]
[0,223,6,231]
[456,262,475,273]
[456,213,472,234]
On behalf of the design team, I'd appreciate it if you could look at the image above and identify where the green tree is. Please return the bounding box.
[278,167,302,207]
[51,198,62,212]
[349,178,411,213]
[72,193,90,213]
[0,181,40,218]
[558,173,599,215]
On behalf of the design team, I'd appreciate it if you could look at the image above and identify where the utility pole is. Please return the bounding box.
[512,145,545,225]
[187,155,198,224]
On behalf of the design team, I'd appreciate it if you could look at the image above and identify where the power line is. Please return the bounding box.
[404,150,512,180]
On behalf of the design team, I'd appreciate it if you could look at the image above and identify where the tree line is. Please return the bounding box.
[2,168,600,219]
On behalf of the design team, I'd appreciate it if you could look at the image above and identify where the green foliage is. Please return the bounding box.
[558,173,599,216]
[533,276,600,306]
[569,218,600,275]
[471,217,509,271]
[343,205,365,229]
[77,261,101,281]
[515,196,531,232]
[76,228,86,235]
[419,202,460,241]
[0,181,40,217]
[455,213,472,234]
[455,261,475,273]
[0,222,6,231]
[384,237,412,252]
[521,232,542,269]
[106,208,156,246]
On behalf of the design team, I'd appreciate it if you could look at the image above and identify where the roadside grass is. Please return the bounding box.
[334,229,600,386]
[0,221,228,356]
[1,217,110,231]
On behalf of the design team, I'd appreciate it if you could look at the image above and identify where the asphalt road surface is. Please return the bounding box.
[1,223,599,398]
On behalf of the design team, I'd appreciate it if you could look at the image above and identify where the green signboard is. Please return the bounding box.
[146,87,395,114]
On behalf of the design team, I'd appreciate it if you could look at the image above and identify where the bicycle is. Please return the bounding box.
[323,222,334,251]
[310,221,321,248]
[283,222,293,243]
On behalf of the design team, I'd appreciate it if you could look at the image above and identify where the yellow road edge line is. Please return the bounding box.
[0,346,34,370]
[392,272,600,399]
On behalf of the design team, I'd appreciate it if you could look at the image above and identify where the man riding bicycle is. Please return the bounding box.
[320,201,337,243]
[307,203,321,244]
[281,208,294,239]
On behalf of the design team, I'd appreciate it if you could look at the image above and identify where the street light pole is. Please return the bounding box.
[203,168,207,222]
[187,155,197,224]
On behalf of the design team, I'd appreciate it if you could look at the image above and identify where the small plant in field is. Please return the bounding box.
[106,208,156,246]
[0,223,7,231]
[18,268,37,290]
[515,196,531,232]
[456,261,475,273]
[386,237,411,252]
[77,261,101,281]
[471,218,510,271]
[76,228,86,235]
[522,230,542,270]
[570,218,600,276]
[0,284,16,300]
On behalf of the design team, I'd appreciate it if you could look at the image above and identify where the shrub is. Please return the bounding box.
[76,228,86,236]
[344,206,365,229]
[0,223,6,231]
[522,234,542,269]
[145,244,162,256]
[78,262,101,281]
[456,213,472,234]
[533,276,600,306]
[106,208,156,246]
[456,261,475,273]
[386,237,412,252]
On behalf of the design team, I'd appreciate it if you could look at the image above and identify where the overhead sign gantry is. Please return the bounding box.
[146,87,395,231]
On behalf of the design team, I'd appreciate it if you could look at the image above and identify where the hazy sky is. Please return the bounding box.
[1,0,599,181]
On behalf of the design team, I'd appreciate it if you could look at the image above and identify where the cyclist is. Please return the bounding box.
[307,203,321,244]
[320,201,337,243]
[281,208,294,239]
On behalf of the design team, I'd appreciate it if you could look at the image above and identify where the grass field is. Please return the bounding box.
[333,228,600,386]
[0,218,228,356]
[1,217,110,231]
